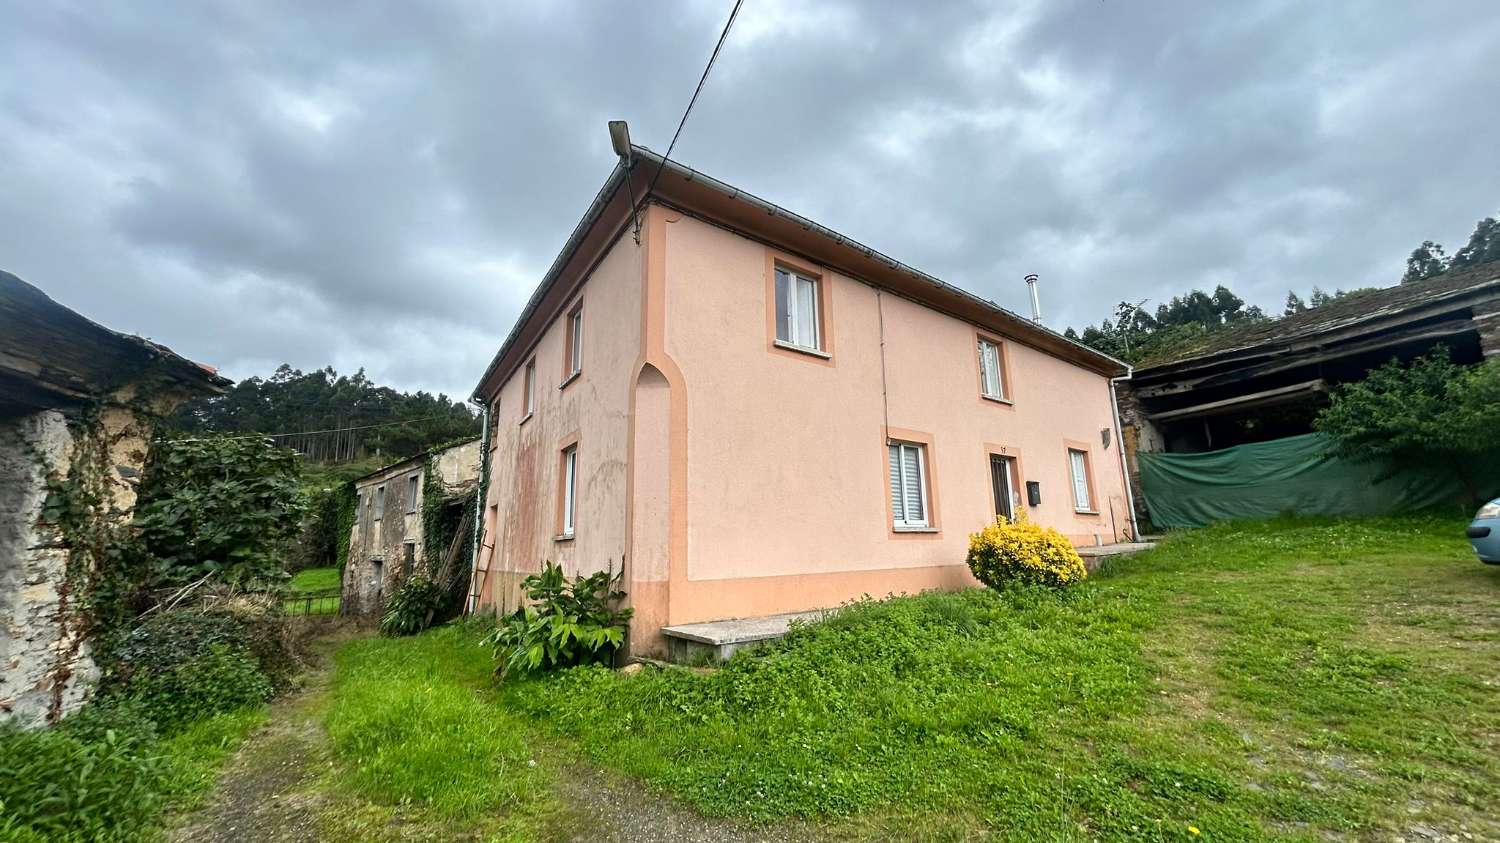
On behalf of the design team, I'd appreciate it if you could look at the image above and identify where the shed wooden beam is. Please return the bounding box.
[1148,379,1327,422]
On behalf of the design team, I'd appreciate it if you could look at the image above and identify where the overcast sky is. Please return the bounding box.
[5,1,1499,397]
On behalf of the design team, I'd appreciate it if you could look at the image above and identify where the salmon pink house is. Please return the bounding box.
[468,135,1135,656]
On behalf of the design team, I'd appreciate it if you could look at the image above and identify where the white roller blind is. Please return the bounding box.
[1069,450,1091,511]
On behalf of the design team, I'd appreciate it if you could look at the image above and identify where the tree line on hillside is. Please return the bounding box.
[168,364,479,463]
[1066,209,1499,365]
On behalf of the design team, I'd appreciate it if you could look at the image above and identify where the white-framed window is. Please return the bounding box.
[374,485,386,521]
[406,474,419,513]
[561,445,578,536]
[774,267,821,350]
[978,338,1005,400]
[888,441,929,529]
[523,359,536,417]
[567,306,583,377]
[1068,449,1093,512]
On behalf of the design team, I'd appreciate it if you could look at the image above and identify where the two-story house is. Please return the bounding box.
[469,135,1134,656]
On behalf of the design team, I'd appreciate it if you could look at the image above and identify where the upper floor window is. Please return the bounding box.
[523,359,536,418]
[888,441,929,529]
[406,473,419,513]
[774,267,821,351]
[977,338,1006,400]
[565,305,583,380]
[374,485,386,521]
[1068,448,1094,513]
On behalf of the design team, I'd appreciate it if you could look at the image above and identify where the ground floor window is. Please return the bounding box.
[888,441,929,529]
[1068,448,1093,512]
[561,444,578,537]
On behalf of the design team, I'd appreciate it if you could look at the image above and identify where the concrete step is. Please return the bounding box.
[660,609,827,663]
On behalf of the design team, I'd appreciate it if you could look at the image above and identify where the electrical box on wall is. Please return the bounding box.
[1026,481,1041,507]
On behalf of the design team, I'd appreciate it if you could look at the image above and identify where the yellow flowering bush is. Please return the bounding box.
[966,516,1087,589]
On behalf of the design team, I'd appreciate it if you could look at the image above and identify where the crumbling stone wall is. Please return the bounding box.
[1114,381,1162,529]
[0,393,165,727]
[0,410,97,727]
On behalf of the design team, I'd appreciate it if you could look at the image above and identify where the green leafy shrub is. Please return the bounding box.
[0,700,264,842]
[0,718,172,842]
[380,574,445,636]
[132,434,305,591]
[966,515,1087,589]
[1316,347,1500,507]
[97,608,278,731]
[484,562,632,680]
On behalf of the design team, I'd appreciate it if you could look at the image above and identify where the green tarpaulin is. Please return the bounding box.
[1138,433,1468,528]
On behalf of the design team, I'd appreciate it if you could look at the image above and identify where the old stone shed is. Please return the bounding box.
[343,438,480,616]
[1,270,227,726]
[1117,263,1500,523]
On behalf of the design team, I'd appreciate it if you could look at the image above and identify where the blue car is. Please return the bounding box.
[1469,498,1500,564]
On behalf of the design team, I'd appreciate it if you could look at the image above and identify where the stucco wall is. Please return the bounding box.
[660,213,1131,624]
[475,228,642,614]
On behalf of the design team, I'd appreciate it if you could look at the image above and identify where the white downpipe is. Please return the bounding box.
[1109,368,1140,542]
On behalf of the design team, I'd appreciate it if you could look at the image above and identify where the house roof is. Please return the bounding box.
[1133,263,1500,375]
[472,145,1127,400]
[1,269,229,411]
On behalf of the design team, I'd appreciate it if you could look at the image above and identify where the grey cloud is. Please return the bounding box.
[2,0,1498,396]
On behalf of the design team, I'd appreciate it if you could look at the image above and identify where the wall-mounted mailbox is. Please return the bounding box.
[1026,481,1041,507]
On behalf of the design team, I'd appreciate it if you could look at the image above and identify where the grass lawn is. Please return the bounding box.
[289,566,341,593]
[286,566,341,615]
[306,515,1499,841]
[507,515,1500,841]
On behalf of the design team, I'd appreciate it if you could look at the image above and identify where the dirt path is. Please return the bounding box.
[170,634,826,843]
[167,660,336,843]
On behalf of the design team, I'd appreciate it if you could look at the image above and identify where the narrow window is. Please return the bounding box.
[374,485,386,521]
[888,441,929,529]
[406,474,419,513]
[774,268,821,350]
[525,360,537,414]
[566,305,583,378]
[977,338,1005,400]
[561,445,578,536]
[402,542,415,578]
[990,454,1017,521]
[1068,449,1093,512]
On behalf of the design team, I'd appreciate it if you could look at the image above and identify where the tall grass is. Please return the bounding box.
[324,623,551,822]
[509,515,1499,841]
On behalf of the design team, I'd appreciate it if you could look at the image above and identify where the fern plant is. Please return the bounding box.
[379,574,444,636]
[484,561,632,680]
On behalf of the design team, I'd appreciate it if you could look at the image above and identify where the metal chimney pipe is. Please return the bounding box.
[1024,274,1042,323]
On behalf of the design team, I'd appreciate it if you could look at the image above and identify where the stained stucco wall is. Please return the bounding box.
[659,213,1131,624]
[475,228,642,615]
[345,460,424,615]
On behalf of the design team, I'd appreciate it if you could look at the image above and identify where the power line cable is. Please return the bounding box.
[642,0,746,200]
[164,413,467,443]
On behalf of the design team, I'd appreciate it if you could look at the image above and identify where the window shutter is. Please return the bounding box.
[888,444,905,522]
[902,446,924,523]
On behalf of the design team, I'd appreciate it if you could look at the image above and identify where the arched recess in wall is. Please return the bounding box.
[627,362,673,651]
[630,363,671,584]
